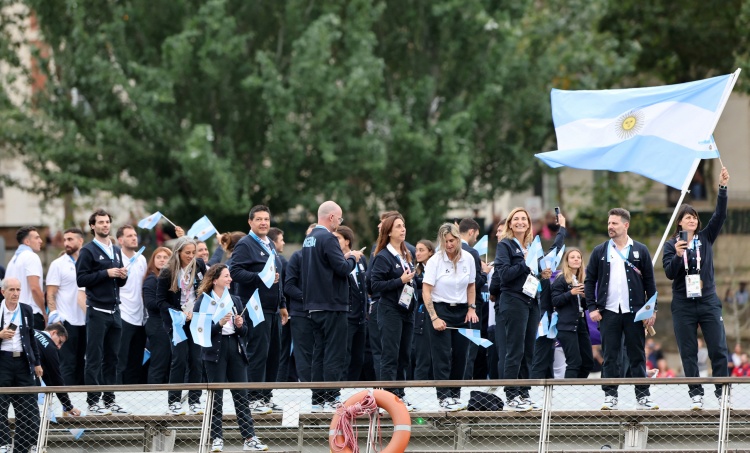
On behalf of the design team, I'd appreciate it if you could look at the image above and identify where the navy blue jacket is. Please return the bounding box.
[34,330,74,411]
[156,258,207,334]
[76,241,127,310]
[462,242,487,306]
[301,226,356,312]
[492,227,566,303]
[229,234,286,313]
[347,257,368,324]
[551,274,587,332]
[283,250,306,317]
[143,273,160,318]
[369,248,415,311]
[584,239,656,313]
[0,303,41,375]
[368,241,416,301]
[663,187,727,298]
[194,293,249,363]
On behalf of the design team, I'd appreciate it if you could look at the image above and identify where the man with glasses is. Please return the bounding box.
[301,201,363,412]
[34,323,83,416]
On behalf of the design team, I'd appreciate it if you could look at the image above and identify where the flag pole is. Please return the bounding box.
[651,159,700,266]
[161,214,178,228]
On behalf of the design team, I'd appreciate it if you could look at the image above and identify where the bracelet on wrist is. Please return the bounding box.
[431,316,438,321]
[719,184,728,190]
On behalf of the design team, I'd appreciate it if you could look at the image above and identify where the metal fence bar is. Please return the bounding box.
[36,391,51,453]
[198,389,215,453]
[537,383,553,453]
[718,383,731,453]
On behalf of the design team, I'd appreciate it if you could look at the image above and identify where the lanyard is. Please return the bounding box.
[68,254,76,265]
[249,231,275,257]
[93,238,114,260]
[512,238,528,254]
[608,240,642,276]
[12,244,33,265]
[683,238,702,272]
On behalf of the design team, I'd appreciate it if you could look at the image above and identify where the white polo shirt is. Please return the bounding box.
[46,254,86,326]
[605,237,633,314]
[5,247,44,315]
[120,253,148,326]
[423,249,476,304]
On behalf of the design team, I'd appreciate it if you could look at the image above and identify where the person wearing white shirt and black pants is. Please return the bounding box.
[422,223,477,412]
[585,208,658,410]
[116,225,148,384]
[5,226,46,330]
[46,228,87,386]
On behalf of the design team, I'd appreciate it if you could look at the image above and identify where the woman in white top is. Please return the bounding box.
[423,223,477,411]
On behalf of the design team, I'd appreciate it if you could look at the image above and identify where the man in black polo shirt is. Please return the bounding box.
[76,209,129,415]
[301,201,362,412]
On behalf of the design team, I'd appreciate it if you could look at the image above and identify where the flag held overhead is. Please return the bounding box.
[137,212,163,230]
[187,216,217,241]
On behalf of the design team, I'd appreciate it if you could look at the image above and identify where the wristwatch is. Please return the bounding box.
[468,304,477,309]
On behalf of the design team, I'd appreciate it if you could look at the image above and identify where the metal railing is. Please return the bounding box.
[3,378,749,452]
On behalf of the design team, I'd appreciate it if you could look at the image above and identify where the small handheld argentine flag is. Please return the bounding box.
[138,211,163,229]
[211,290,234,324]
[247,289,266,327]
[190,312,213,347]
[458,328,493,348]
[187,215,217,241]
[473,235,488,256]
[168,309,188,345]
[525,236,543,275]
[634,292,658,322]
[542,247,558,270]
[547,312,559,339]
[259,255,276,289]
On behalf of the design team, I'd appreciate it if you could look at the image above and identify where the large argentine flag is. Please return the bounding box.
[535,71,738,189]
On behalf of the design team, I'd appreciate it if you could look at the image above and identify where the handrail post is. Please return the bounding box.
[198,389,215,453]
[717,383,731,453]
[36,391,52,453]
[537,383,553,453]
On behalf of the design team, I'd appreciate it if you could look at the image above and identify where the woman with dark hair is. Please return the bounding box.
[143,247,173,384]
[156,237,206,416]
[369,213,416,410]
[195,264,268,452]
[663,167,730,410]
[333,225,369,381]
[413,239,435,380]
[551,248,593,378]
[493,207,565,411]
[422,224,476,411]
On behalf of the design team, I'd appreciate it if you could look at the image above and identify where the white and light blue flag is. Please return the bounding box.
[247,289,265,327]
[535,71,739,189]
[634,292,658,322]
[542,247,557,270]
[473,235,488,256]
[187,215,217,241]
[126,246,146,268]
[201,293,219,317]
[137,211,163,229]
[525,236,543,275]
[168,309,188,345]
[458,328,493,348]
[556,246,566,269]
[211,290,234,324]
[547,312,559,339]
[259,255,276,289]
[190,312,213,347]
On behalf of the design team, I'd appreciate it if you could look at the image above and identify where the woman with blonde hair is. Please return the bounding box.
[422,224,476,411]
[156,236,207,416]
[551,248,593,378]
[493,207,565,411]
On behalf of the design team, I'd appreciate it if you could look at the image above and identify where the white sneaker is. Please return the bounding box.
[264,399,283,412]
[717,394,734,409]
[249,400,272,414]
[636,397,659,410]
[106,403,130,415]
[401,397,419,412]
[449,398,467,411]
[167,403,186,416]
[243,436,269,451]
[211,438,224,452]
[439,398,466,412]
[690,395,704,411]
[601,396,618,410]
[0,445,11,453]
[310,403,324,413]
[88,404,113,416]
[189,403,205,415]
[321,401,339,413]
[507,396,532,412]
[523,397,541,410]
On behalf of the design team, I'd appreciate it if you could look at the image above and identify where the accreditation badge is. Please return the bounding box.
[685,274,702,298]
[398,284,415,310]
[522,274,540,298]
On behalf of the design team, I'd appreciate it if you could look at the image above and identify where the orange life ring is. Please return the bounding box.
[329,389,411,453]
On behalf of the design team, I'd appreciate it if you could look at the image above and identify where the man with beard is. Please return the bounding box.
[76,209,129,415]
[47,228,87,386]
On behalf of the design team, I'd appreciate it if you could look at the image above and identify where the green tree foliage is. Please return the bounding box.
[0,0,634,239]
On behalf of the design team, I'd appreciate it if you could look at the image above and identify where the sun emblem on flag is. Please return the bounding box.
[615,109,645,140]
[197,327,203,333]
[644,304,651,310]
[254,304,259,310]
